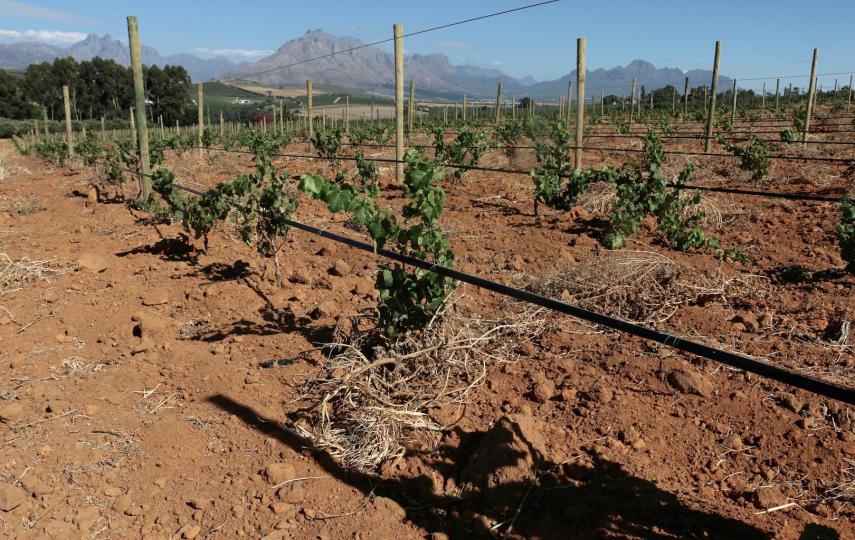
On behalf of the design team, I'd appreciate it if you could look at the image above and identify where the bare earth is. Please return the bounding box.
[0,130,853,539]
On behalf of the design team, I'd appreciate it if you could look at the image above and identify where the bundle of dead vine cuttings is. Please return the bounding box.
[295,296,551,473]
[0,252,77,296]
[524,250,768,325]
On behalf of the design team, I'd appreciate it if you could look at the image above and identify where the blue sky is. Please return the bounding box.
[1,0,854,90]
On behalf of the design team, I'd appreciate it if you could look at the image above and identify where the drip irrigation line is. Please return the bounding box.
[237,0,559,78]
[130,169,855,406]
[184,146,848,203]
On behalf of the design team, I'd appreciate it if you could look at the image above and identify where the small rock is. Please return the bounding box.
[430,533,450,540]
[113,494,132,514]
[0,483,26,511]
[74,507,101,531]
[264,463,295,485]
[181,524,201,539]
[754,487,787,509]
[290,269,312,285]
[723,433,743,450]
[142,291,169,306]
[667,368,713,398]
[507,255,524,272]
[588,385,613,404]
[103,486,123,497]
[78,252,108,273]
[270,502,291,514]
[775,392,803,414]
[0,401,24,423]
[131,340,152,355]
[353,280,374,297]
[330,259,351,277]
[732,313,760,333]
[759,312,774,327]
[124,504,143,516]
[530,377,555,404]
[309,302,336,320]
[187,498,210,510]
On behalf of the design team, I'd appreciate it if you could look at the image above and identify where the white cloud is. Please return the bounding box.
[191,47,273,58]
[0,1,89,22]
[0,28,85,44]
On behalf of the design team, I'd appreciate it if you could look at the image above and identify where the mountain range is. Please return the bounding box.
[226,30,730,100]
[0,30,731,100]
[0,34,246,82]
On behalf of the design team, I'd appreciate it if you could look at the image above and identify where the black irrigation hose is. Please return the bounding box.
[189,146,850,203]
[152,178,855,407]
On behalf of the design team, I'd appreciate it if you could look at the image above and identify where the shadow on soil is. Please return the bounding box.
[209,393,776,540]
[115,236,199,264]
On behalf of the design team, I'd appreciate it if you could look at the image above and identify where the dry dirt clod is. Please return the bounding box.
[667,367,713,398]
[264,462,295,485]
[754,486,787,509]
[732,313,760,333]
[723,433,744,450]
[530,374,555,403]
[330,259,351,277]
[0,401,24,423]
[0,483,26,512]
[289,269,312,285]
[775,391,804,414]
[78,252,108,273]
[141,291,169,306]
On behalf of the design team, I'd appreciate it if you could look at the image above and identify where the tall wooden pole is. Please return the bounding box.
[495,82,502,123]
[803,48,819,144]
[566,80,572,121]
[393,24,404,182]
[848,74,853,111]
[683,77,689,118]
[408,79,415,132]
[306,79,313,139]
[196,83,204,156]
[761,82,766,109]
[512,97,516,119]
[62,85,74,157]
[629,78,636,125]
[704,41,721,152]
[731,79,738,123]
[775,78,781,111]
[462,95,467,122]
[219,110,224,136]
[574,37,586,170]
[345,96,350,133]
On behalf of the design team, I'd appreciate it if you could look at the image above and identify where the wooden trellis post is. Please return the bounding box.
[196,83,204,156]
[345,96,350,133]
[408,79,415,131]
[731,79,738,123]
[495,82,502,123]
[775,79,781,111]
[566,79,572,121]
[803,48,819,144]
[704,41,721,152]
[683,77,689,118]
[305,80,313,139]
[63,85,74,156]
[393,24,404,182]
[629,78,636,125]
[574,37,586,170]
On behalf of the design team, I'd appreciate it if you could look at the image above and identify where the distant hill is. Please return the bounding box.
[0,34,246,82]
[527,59,732,99]
[226,30,731,100]
[1,30,731,98]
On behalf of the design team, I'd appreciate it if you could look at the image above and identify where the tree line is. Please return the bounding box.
[0,56,193,124]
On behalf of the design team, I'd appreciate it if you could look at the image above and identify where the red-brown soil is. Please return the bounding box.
[0,129,853,540]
